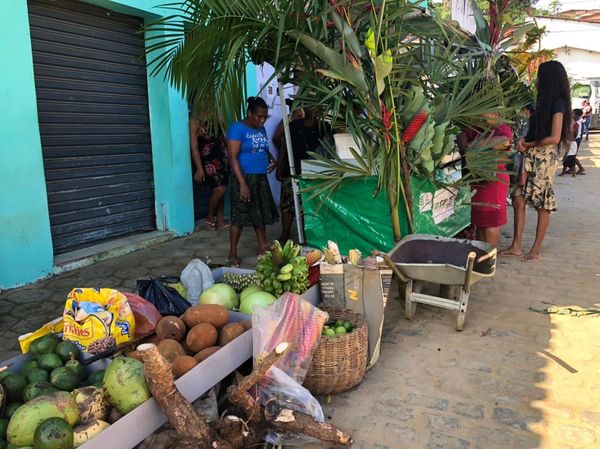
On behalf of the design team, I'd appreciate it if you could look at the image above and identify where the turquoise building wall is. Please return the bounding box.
[1,0,194,289]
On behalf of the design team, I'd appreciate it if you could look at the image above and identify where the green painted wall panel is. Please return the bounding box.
[0,1,54,289]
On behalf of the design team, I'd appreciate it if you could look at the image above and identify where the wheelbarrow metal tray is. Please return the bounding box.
[388,234,496,286]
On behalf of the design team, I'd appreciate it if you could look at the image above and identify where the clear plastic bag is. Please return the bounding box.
[252,293,328,445]
[181,259,214,303]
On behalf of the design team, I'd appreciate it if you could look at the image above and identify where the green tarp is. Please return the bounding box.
[300,176,470,254]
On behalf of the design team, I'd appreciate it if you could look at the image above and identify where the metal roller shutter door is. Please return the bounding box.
[28,0,155,254]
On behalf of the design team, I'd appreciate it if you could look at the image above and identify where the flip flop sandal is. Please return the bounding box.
[206,220,216,231]
[216,223,231,230]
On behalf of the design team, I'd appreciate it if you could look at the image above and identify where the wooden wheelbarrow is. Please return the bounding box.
[377,234,497,331]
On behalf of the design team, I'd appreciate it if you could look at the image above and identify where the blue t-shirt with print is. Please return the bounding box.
[226,121,270,174]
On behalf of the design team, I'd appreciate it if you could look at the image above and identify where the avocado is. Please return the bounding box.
[22,382,58,402]
[54,341,80,363]
[29,334,59,358]
[49,368,79,392]
[18,361,38,377]
[37,354,63,372]
[64,360,85,380]
[25,368,49,384]
[86,369,105,386]
[33,417,73,449]
[3,402,22,419]
[1,374,26,403]
[0,418,7,439]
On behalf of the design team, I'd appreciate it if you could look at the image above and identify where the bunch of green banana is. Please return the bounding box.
[256,240,309,297]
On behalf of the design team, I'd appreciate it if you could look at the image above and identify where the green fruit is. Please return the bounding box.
[64,360,85,380]
[334,326,347,335]
[37,354,63,372]
[103,357,150,414]
[6,392,79,447]
[33,417,73,449]
[343,322,353,332]
[54,341,80,363]
[0,373,11,382]
[86,370,105,387]
[1,375,26,403]
[22,382,57,402]
[19,362,39,377]
[49,368,79,392]
[25,368,49,384]
[3,403,22,420]
[335,320,344,327]
[0,418,8,439]
[29,335,59,358]
[323,328,336,337]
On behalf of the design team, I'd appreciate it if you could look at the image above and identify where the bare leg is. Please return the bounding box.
[575,158,586,174]
[208,186,228,228]
[228,225,243,266]
[483,227,500,247]
[278,208,295,243]
[523,208,550,261]
[500,194,525,256]
[254,225,268,257]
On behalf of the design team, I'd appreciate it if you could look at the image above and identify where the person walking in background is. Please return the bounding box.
[190,114,230,230]
[226,96,278,267]
[573,108,586,175]
[558,110,579,177]
[581,100,592,141]
[500,60,571,262]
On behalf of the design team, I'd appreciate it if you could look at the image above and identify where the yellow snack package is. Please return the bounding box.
[63,288,135,351]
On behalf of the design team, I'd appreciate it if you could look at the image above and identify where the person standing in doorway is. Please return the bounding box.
[581,100,592,141]
[190,114,230,230]
[226,97,278,267]
[500,61,571,261]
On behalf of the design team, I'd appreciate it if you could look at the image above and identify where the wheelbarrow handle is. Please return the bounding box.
[372,251,410,283]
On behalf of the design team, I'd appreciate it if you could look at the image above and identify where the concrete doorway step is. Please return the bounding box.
[53,231,175,276]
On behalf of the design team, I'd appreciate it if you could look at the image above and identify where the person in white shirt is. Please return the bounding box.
[573,109,586,175]
[559,110,580,176]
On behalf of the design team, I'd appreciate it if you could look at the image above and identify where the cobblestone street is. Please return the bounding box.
[1,135,599,449]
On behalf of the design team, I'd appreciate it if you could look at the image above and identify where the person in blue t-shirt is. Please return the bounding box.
[225,96,278,267]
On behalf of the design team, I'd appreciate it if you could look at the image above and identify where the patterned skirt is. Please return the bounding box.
[523,144,558,211]
[230,174,279,227]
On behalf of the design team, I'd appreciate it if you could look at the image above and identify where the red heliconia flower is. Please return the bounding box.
[402,111,429,144]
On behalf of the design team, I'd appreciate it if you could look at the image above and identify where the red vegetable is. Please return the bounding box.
[402,110,429,144]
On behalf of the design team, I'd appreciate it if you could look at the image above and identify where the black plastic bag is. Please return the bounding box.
[136,276,191,316]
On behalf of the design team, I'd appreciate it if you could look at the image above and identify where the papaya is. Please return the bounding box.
[37,354,63,372]
[72,387,109,423]
[49,367,79,392]
[33,417,73,449]
[1,374,26,403]
[54,341,80,363]
[73,419,110,448]
[6,392,79,447]
[23,382,57,402]
[64,360,85,380]
[25,368,49,384]
[103,357,150,414]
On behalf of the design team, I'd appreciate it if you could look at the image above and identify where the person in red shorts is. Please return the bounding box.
[459,115,513,247]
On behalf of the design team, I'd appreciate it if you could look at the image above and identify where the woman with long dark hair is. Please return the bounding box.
[226,97,278,267]
[501,61,571,261]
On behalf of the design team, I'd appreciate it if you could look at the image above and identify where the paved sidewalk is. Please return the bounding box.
[2,135,599,449]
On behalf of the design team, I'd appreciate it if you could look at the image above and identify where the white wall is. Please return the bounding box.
[552,47,600,81]
[537,17,600,54]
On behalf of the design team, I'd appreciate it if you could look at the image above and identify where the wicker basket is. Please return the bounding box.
[303,304,368,395]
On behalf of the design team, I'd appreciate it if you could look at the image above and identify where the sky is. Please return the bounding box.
[534,0,600,12]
